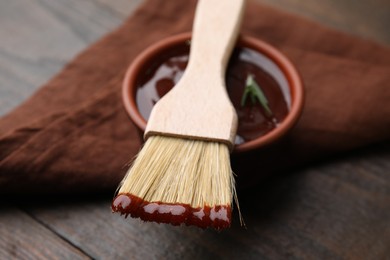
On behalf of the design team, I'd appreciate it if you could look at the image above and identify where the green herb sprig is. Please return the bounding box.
[241,74,273,116]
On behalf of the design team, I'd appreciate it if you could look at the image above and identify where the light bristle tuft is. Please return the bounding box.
[114,135,236,229]
[118,136,234,208]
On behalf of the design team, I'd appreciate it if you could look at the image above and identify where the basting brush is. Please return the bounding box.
[112,0,245,230]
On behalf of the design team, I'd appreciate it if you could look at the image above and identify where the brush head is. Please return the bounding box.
[112,135,235,230]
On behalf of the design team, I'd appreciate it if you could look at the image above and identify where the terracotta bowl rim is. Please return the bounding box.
[122,32,304,153]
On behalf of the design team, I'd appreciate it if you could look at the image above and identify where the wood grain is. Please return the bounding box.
[0,0,142,117]
[25,200,223,259]
[0,208,90,259]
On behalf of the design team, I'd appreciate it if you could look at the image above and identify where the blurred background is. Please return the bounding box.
[0,0,389,116]
[0,0,389,259]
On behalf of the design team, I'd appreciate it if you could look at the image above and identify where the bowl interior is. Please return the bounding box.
[123,33,303,153]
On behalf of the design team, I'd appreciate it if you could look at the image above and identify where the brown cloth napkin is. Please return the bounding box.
[0,0,389,193]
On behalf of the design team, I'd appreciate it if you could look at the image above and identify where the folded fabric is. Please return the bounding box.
[0,0,389,193]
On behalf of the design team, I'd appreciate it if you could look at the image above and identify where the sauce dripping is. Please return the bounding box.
[112,193,231,230]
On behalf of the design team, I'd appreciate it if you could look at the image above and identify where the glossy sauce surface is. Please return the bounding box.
[112,193,231,230]
[136,44,290,144]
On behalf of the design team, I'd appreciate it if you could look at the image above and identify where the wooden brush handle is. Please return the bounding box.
[188,0,246,75]
[145,0,245,149]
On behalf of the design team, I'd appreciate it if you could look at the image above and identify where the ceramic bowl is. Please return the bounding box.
[122,32,304,153]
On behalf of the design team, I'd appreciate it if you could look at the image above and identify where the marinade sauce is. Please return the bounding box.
[136,43,290,145]
[112,194,231,230]
[115,44,291,229]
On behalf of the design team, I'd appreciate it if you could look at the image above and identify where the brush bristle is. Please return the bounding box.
[112,135,236,230]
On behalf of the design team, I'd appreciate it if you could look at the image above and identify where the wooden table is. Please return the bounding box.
[1,0,389,259]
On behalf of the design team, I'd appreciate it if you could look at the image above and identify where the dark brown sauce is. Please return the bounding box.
[112,193,231,230]
[136,44,290,144]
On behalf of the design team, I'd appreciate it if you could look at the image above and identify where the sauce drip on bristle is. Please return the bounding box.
[112,193,231,230]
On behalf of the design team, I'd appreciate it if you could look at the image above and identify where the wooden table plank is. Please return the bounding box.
[0,0,142,116]
[0,208,90,259]
[25,200,224,259]
[24,145,390,259]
